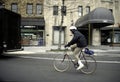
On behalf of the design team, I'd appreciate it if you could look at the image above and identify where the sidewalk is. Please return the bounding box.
[4,46,120,57]
[24,45,120,52]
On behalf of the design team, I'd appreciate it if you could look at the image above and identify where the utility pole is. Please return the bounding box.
[58,0,65,50]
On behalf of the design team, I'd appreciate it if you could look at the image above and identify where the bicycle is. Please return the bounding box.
[53,48,97,74]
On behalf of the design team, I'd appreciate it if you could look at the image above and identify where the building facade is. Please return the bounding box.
[3,0,45,46]
[44,0,120,46]
[1,0,120,47]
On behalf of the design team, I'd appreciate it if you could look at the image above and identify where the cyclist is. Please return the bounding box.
[65,26,87,70]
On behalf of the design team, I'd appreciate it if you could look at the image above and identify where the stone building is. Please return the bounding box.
[3,0,45,46]
[44,0,120,47]
[1,0,120,47]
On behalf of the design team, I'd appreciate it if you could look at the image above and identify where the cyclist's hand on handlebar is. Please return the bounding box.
[64,45,68,48]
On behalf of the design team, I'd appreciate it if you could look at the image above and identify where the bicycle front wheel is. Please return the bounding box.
[80,55,97,74]
[53,54,70,72]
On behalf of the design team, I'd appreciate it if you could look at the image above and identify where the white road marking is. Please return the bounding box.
[19,56,54,60]
[96,60,120,64]
[19,56,120,64]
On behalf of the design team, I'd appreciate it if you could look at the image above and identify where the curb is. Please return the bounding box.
[3,46,120,57]
[4,49,120,55]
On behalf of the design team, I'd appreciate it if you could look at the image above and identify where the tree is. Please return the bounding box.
[58,0,65,50]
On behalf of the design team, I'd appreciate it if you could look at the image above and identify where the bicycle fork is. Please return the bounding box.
[61,54,68,62]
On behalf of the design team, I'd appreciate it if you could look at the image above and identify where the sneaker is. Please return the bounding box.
[76,60,84,70]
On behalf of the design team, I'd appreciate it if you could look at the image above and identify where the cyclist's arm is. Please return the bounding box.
[66,35,78,47]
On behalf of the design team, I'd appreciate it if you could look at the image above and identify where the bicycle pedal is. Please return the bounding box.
[74,63,79,68]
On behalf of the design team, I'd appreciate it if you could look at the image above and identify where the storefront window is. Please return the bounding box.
[101,30,120,45]
[114,32,120,43]
[21,25,45,46]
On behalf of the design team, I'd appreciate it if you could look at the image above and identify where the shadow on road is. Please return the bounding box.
[0,55,18,60]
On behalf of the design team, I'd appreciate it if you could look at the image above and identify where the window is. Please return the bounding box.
[53,26,65,44]
[36,4,43,15]
[101,0,113,2]
[86,6,90,14]
[61,6,66,16]
[11,3,18,13]
[109,9,113,13]
[114,33,120,43]
[27,3,33,15]
[53,6,58,15]
[78,6,83,16]
[115,1,119,9]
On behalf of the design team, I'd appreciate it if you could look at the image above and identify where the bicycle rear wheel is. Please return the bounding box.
[53,54,70,72]
[80,55,97,74]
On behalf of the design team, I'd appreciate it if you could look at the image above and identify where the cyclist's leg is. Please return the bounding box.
[70,44,76,51]
[73,47,81,61]
[73,47,84,70]
[70,44,77,62]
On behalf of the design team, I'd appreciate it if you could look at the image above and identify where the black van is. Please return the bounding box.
[0,8,22,55]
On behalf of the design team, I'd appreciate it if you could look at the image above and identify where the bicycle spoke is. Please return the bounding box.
[53,54,70,72]
[80,55,97,74]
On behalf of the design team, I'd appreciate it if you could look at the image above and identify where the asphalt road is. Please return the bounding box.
[0,54,120,82]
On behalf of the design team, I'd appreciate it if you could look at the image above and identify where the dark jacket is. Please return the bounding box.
[66,30,87,48]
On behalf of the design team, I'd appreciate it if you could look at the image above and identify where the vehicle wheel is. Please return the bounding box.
[53,54,70,72]
[80,55,97,74]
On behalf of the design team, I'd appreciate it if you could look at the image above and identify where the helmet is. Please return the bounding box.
[69,26,77,30]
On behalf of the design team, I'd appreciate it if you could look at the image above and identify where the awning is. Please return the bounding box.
[75,7,114,28]
[21,17,45,26]
[101,27,120,31]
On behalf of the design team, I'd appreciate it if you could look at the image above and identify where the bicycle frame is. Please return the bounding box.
[79,51,89,69]
[62,48,76,64]
[53,48,97,74]
[64,48,89,69]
